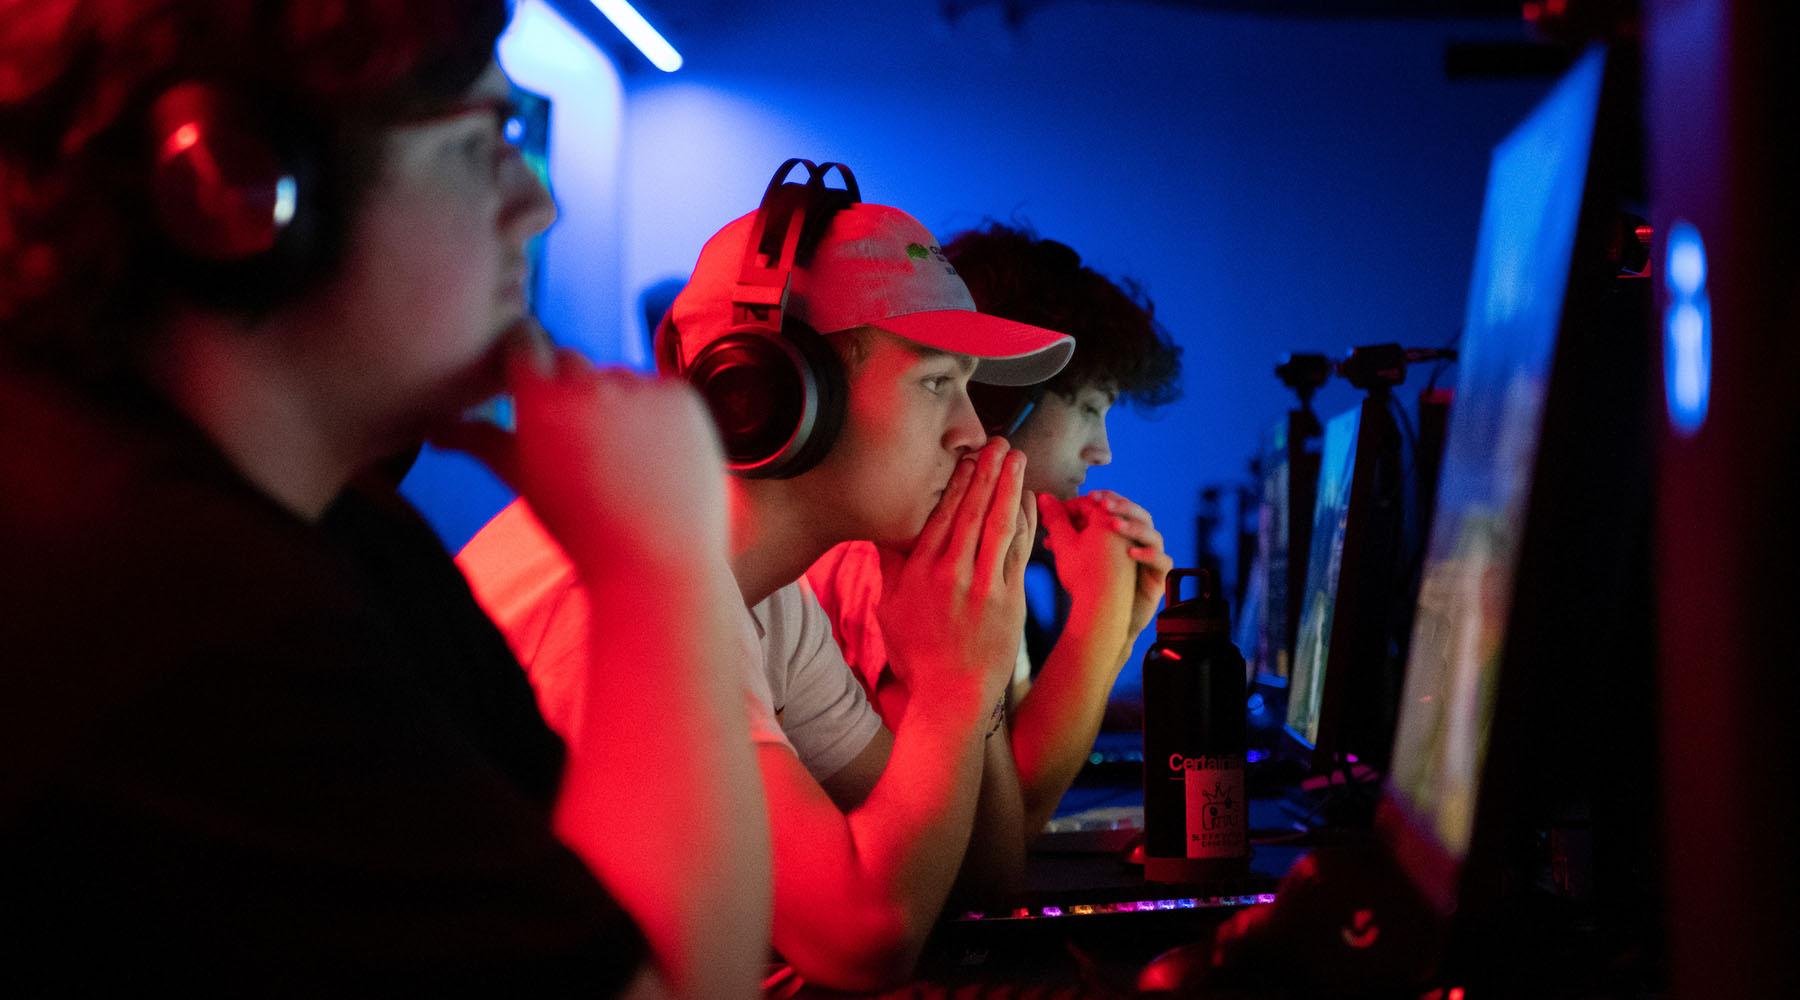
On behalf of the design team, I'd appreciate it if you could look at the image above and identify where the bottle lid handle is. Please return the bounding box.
[1161,568,1213,613]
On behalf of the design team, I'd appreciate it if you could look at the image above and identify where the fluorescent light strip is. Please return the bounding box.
[589,0,683,72]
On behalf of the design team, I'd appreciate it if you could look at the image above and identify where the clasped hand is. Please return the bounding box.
[878,439,1036,713]
[1039,488,1173,655]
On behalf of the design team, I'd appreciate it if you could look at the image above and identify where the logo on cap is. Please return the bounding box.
[905,242,955,274]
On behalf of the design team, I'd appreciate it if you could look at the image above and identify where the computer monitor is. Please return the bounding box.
[1377,44,1657,968]
[1190,43,1655,999]
[1247,409,1322,686]
[1282,405,1355,757]
[1281,395,1407,777]
[1381,45,1606,910]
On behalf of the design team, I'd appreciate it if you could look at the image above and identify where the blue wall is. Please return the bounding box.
[408,0,1552,695]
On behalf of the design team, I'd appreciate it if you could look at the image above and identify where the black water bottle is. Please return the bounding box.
[1142,568,1250,884]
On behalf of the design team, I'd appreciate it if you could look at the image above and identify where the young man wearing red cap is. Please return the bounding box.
[808,222,1185,839]
[459,173,1074,990]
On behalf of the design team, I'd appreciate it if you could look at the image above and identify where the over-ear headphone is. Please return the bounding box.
[144,81,331,309]
[655,158,858,479]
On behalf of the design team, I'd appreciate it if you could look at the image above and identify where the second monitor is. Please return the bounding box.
[1282,391,1411,779]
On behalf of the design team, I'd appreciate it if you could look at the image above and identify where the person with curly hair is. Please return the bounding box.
[809,221,1184,837]
[0,2,765,993]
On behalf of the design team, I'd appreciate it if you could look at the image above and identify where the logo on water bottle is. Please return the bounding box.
[1199,784,1237,832]
[1169,753,1239,772]
[1181,758,1246,859]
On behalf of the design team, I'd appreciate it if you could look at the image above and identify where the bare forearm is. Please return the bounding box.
[766,686,992,991]
[952,721,1029,902]
[1009,599,1131,834]
[844,686,991,936]
[556,556,769,1000]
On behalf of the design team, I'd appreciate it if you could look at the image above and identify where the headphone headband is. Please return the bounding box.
[727,159,860,335]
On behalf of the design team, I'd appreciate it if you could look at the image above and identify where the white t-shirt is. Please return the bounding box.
[457,499,882,783]
[740,580,885,780]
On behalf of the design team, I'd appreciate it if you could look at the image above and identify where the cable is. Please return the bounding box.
[1423,326,1462,395]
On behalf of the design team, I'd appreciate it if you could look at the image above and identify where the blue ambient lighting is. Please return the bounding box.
[589,0,683,72]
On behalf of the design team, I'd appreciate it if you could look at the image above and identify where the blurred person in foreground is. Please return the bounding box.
[0,1,765,993]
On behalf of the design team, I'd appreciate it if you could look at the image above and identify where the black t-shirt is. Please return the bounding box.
[0,368,644,991]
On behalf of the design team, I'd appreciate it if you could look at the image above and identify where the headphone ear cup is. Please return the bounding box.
[775,319,847,478]
[145,82,326,308]
[683,321,847,479]
[687,328,816,477]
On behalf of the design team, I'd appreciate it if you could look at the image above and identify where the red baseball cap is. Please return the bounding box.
[669,202,1074,386]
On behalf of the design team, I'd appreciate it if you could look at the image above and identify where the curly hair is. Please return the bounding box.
[0,0,507,380]
[945,221,1182,409]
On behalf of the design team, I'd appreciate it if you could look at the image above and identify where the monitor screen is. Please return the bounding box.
[1249,417,1292,682]
[1248,411,1322,685]
[1385,48,1606,867]
[1284,405,1362,749]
